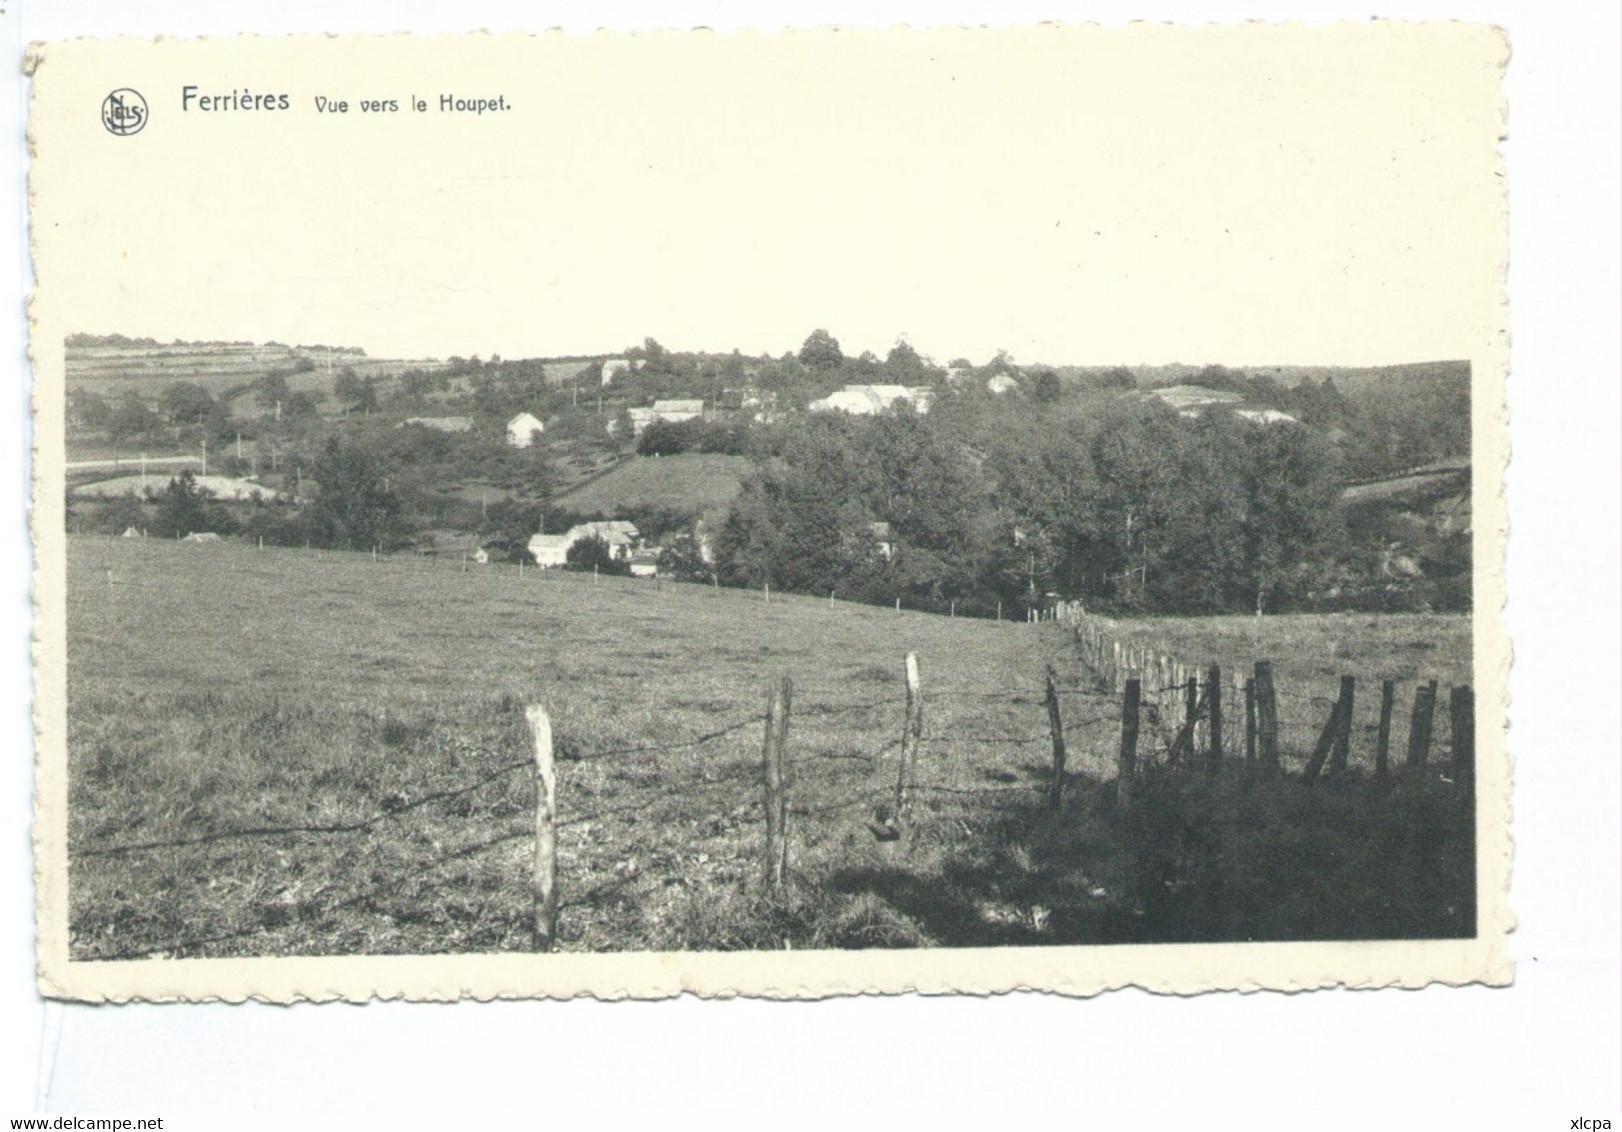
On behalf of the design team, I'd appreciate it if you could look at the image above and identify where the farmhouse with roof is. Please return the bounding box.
[527,519,641,567]
[620,398,706,437]
[807,384,933,416]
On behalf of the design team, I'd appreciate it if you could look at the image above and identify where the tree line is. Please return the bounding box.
[709,393,1347,617]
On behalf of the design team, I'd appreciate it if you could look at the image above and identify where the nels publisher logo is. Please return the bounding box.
[101,88,148,136]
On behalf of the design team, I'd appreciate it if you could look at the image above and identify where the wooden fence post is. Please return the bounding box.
[1405,680,1438,771]
[1244,677,1257,768]
[1302,696,1345,784]
[893,653,924,822]
[525,704,558,952]
[1206,664,1223,773]
[1374,679,1395,784]
[1450,685,1475,794]
[760,676,792,890]
[1329,675,1355,776]
[1044,664,1068,809]
[1254,661,1279,774]
[1183,676,1199,765]
[1117,678,1141,812]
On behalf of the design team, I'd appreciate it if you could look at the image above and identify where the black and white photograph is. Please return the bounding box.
[29,22,1510,1001]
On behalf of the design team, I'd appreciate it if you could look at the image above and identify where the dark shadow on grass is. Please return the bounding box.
[821,768,1476,949]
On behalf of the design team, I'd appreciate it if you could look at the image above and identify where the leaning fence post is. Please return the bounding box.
[893,653,924,822]
[1449,685,1475,794]
[761,676,792,890]
[1302,696,1344,784]
[1254,661,1279,774]
[1405,680,1438,771]
[1117,678,1140,811]
[1374,679,1395,784]
[1329,675,1355,777]
[525,705,558,952]
[1044,664,1068,809]
[1206,664,1223,773]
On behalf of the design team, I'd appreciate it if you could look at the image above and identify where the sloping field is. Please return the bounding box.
[73,473,287,502]
[67,535,1115,958]
[553,452,751,519]
[66,341,447,401]
[64,536,1474,958]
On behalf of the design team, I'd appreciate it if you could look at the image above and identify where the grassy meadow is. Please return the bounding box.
[65,535,1475,959]
[551,452,751,517]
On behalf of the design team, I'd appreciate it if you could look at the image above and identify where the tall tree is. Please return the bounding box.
[307,437,404,550]
[158,382,215,425]
[1235,416,1343,614]
[798,328,844,371]
[152,470,213,537]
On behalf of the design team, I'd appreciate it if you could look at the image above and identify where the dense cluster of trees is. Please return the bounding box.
[712,394,1346,616]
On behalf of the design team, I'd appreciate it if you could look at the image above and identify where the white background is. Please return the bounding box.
[2,1,1617,1123]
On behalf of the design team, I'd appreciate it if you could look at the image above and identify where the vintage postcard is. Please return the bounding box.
[28,23,1510,1001]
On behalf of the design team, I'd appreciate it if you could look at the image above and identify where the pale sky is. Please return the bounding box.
[30,23,1506,366]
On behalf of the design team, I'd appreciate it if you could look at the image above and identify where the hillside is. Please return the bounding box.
[552,452,751,521]
[1048,359,1469,394]
[65,337,448,400]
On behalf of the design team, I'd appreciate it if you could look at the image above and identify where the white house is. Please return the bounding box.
[527,520,641,567]
[506,412,545,448]
[986,374,1019,396]
[600,358,633,385]
[652,398,703,423]
[527,533,573,567]
[619,399,706,437]
[807,384,933,416]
